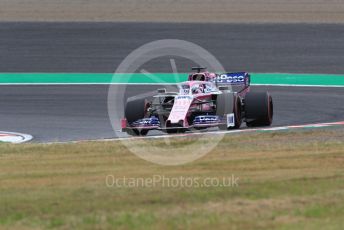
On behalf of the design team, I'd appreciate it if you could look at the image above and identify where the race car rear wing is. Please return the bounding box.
[215,72,250,87]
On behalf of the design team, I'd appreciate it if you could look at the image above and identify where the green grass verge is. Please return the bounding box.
[1,128,344,229]
[0,73,344,86]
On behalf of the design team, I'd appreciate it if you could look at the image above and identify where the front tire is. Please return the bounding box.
[124,98,149,136]
[216,93,242,130]
[126,129,149,136]
[124,98,147,123]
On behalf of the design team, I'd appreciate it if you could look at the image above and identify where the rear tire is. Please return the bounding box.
[245,92,273,127]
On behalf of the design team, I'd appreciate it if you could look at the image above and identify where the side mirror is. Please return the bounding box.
[219,86,229,91]
[157,88,166,94]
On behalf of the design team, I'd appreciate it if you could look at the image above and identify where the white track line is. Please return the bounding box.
[46,121,344,144]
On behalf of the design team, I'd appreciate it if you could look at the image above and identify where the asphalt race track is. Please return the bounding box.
[0,85,343,142]
[0,22,343,142]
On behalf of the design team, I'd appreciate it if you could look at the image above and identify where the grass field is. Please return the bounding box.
[1,128,344,229]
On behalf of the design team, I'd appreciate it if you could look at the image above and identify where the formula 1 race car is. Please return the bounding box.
[121,67,273,136]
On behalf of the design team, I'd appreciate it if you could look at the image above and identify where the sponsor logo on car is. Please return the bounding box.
[216,73,246,84]
[193,115,221,124]
[227,113,235,127]
[175,95,193,100]
[132,117,160,127]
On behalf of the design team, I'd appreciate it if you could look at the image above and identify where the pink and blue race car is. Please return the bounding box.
[121,67,273,136]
